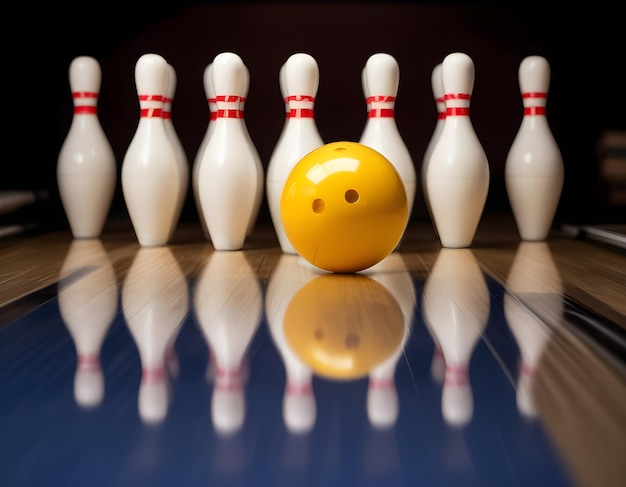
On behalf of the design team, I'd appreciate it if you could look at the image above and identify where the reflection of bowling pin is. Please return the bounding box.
[267,53,324,254]
[421,63,445,224]
[58,239,117,408]
[197,52,261,250]
[426,52,489,248]
[122,247,189,424]
[194,251,262,435]
[505,56,564,241]
[57,56,116,239]
[505,242,563,417]
[265,254,320,434]
[359,53,416,223]
[163,63,189,241]
[422,248,490,426]
[193,63,216,241]
[362,253,415,428]
[121,53,182,247]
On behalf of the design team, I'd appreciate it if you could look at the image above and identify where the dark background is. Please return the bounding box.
[4,1,625,234]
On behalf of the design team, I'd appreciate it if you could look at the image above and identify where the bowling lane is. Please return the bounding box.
[0,223,624,487]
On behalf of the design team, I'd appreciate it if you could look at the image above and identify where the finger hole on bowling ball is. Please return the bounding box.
[312,198,325,213]
[345,333,360,349]
[345,189,359,203]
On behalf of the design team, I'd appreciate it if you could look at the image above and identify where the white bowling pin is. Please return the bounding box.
[121,53,183,247]
[421,63,445,224]
[192,63,216,241]
[57,56,116,239]
[241,63,265,237]
[422,248,490,427]
[505,241,563,417]
[361,254,415,429]
[265,254,321,434]
[267,53,324,254]
[163,63,189,240]
[122,247,189,424]
[193,251,262,436]
[197,52,261,250]
[426,52,490,248]
[505,55,564,241]
[58,239,117,408]
[359,53,417,223]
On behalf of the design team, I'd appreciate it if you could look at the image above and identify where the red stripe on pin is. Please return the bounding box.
[369,378,393,390]
[286,382,312,395]
[138,94,164,102]
[210,112,217,121]
[444,364,468,386]
[162,111,171,119]
[286,95,316,102]
[522,92,548,99]
[368,108,395,118]
[524,106,546,115]
[140,108,163,118]
[74,106,97,114]
[217,109,244,118]
[446,107,469,116]
[444,93,471,101]
[438,111,446,120]
[366,95,396,103]
[287,108,314,118]
[142,367,165,383]
[72,91,98,99]
[215,95,241,102]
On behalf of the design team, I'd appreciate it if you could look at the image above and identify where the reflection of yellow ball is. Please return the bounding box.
[280,141,408,273]
[283,274,405,380]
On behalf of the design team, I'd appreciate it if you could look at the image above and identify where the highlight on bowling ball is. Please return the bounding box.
[280,141,408,273]
[283,274,406,380]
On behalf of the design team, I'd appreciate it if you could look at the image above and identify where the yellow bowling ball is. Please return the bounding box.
[280,141,408,273]
[283,274,406,380]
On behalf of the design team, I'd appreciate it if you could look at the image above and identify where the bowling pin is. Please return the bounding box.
[421,63,445,224]
[505,55,564,241]
[121,53,183,247]
[122,247,189,424]
[265,254,320,434]
[241,63,265,237]
[192,63,216,241]
[193,251,262,435]
[58,239,117,408]
[359,53,417,223]
[426,52,490,248]
[57,56,116,239]
[505,241,563,417]
[362,254,415,428]
[163,63,189,240]
[422,248,490,427]
[197,52,261,250]
[267,53,324,254]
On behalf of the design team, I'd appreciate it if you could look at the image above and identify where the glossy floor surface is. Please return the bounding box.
[1,216,625,487]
